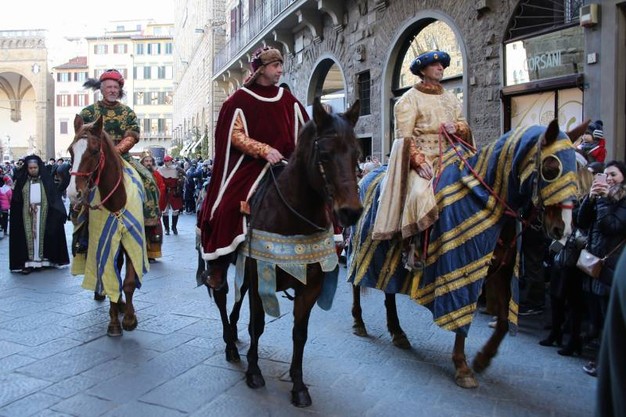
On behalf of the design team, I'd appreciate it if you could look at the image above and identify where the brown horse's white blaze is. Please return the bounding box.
[66,136,88,204]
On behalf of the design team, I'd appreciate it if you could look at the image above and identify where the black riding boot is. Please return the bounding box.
[172,214,179,235]
[163,215,170,235]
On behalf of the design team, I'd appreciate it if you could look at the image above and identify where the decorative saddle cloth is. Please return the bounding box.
[235,228,339,317]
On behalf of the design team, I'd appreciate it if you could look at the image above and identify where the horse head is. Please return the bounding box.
[525,119,582,241]
[299,98,363,227]
[67,115,123,211]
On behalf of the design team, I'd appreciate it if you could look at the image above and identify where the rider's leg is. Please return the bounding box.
[171,210,179,235]
[162,207,170,235]
[204,256,230,290]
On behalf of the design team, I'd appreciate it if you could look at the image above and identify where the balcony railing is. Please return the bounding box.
[213,0,299,74]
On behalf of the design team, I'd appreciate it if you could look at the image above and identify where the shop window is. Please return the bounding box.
[506,0,583,41]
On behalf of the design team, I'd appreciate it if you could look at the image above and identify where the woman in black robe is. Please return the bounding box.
[9,155,69,273]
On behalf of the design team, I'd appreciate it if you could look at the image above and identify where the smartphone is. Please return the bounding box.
[595,173,607,185]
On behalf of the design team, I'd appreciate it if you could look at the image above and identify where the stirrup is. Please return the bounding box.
[201,270,227,291]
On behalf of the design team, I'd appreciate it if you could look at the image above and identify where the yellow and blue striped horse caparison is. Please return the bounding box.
[70,160,149,303]
[348,125,578,336]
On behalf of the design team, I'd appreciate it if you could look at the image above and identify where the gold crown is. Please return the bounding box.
[140,150,153,161]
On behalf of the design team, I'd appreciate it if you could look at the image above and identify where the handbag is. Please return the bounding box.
[576,249,603,279]
[576,239,626,279]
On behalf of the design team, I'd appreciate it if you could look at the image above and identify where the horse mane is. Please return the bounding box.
[80,118,123,174]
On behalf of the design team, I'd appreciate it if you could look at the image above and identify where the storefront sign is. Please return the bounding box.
[505,26,584,87]
[525,50,562,71]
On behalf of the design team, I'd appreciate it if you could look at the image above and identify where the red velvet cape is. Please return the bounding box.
[198,84,309,260]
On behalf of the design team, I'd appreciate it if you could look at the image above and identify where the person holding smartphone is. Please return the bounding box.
[577,160,626,376]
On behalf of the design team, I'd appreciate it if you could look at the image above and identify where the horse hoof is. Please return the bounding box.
[107,323,123,337]
[225,348,240,363]
[455,372,479,389]
[245,372,265,389]
[291,389,312,408]
[352,324,368,337]
[122,314,138,331]
[472,352,491,373]
[392,332,411,350]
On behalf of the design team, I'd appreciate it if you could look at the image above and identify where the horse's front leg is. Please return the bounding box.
[229,277,249,342]
[473,270,511,373]
[351,285,368,337]
[211,280,240,363]
[385,293,410,349]
[290,267,324,408]
[453,334,479,388]
[246,261,266,389]
[121,253,138,331]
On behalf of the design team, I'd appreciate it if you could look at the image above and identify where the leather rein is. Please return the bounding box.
[265,134,339,233]
[436,125,574,270]
[70,136,123,211]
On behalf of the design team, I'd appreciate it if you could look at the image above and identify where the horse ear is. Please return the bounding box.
[312,97,330,127]
[543,119,560,146]
[74,114,84,134]
[343,100,360,128]
[94,115,104,135]
[566,119,591,143]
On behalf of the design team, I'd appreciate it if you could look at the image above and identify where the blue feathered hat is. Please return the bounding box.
[410,50,451,76]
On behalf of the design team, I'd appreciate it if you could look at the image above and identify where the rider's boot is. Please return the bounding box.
[204,257,229,291]
[162,215,170,235]
[172,214,179,235]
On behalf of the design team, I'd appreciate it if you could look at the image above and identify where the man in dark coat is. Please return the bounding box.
[9,155,69,273]
[596,248,626,417]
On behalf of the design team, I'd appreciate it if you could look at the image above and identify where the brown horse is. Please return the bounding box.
[67,115,148,337]
[347,119,589,388]
[205,99,362,407]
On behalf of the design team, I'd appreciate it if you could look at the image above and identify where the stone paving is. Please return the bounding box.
[0,213,598,416]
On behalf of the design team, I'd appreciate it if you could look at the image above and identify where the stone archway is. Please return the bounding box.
[0,31,54,159]
[307,55,346,113]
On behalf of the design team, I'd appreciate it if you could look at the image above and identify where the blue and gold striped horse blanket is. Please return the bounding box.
[348,125,577,336]
[71,160,149,303]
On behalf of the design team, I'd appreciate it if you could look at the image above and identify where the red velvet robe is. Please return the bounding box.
[198,84,308,260]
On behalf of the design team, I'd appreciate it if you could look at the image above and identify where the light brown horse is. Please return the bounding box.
[347,120,589,388]
[67,115,148,337]
[205,99,362,407]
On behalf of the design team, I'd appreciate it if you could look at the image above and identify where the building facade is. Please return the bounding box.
[84,21,175,156]
[0,30,54,160]
[52,56,89,159]
[174,0,625,163]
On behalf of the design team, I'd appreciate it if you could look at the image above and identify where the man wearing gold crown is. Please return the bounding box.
[372,50,473,268]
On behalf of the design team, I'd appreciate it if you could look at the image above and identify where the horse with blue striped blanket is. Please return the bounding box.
[67,115,149,337]
[347,120,587,388]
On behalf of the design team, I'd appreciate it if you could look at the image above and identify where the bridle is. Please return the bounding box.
[70,135,123,210]
[438,125,574,260]
[267,133,339,232]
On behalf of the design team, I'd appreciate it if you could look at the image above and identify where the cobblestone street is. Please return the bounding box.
[0,213,597,416]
